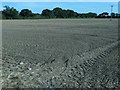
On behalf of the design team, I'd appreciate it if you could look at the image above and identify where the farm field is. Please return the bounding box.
[2,19,119,88]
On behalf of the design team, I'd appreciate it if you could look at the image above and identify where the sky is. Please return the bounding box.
[1,2,119,14]
[1,0,120,2]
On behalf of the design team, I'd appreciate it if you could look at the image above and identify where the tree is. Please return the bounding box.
[19,9,33,18]
[97,12,109,18]
[41,9,55,18]
[66,9,78,18]
[87,12,97,18]
[41,7,79,18]
[115,13,120,18]
[2,6,18,19]
[111,13,116,18]
[53,7,63,18]
[61,10,69,18]
[102,12,109,17]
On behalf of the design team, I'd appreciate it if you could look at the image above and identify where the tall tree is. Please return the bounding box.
[53,7,63,18]
[66,9,78,18]
[101,12,109,17]
[87,12,97,18]
[2,6,18,19]
[111,13,116,18]
[19,9,33,18]
[115,13,120,18]
[62,10,69,18]
[41,9,55,18]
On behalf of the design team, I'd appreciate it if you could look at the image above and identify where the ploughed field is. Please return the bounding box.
[2,19,119,88]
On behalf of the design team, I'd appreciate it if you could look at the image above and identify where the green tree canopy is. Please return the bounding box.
[1,6,119,19]
[19,9,33,18]
[2,6,18,19]
[66,9,78,18]
[87,12,97,18]
[41,7,79,18]
[41,9,55,18]
[53,7,63,18]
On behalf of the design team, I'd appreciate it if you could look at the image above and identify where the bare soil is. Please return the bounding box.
[2,19,119,88]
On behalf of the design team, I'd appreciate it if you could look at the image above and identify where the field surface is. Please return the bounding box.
[2,19,119,88]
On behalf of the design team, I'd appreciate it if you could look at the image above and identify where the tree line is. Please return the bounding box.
[1,6,120,19]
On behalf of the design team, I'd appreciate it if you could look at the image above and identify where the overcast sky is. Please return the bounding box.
[1,2,119,14]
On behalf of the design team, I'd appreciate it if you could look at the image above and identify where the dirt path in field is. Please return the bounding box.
[2,40,119,88]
